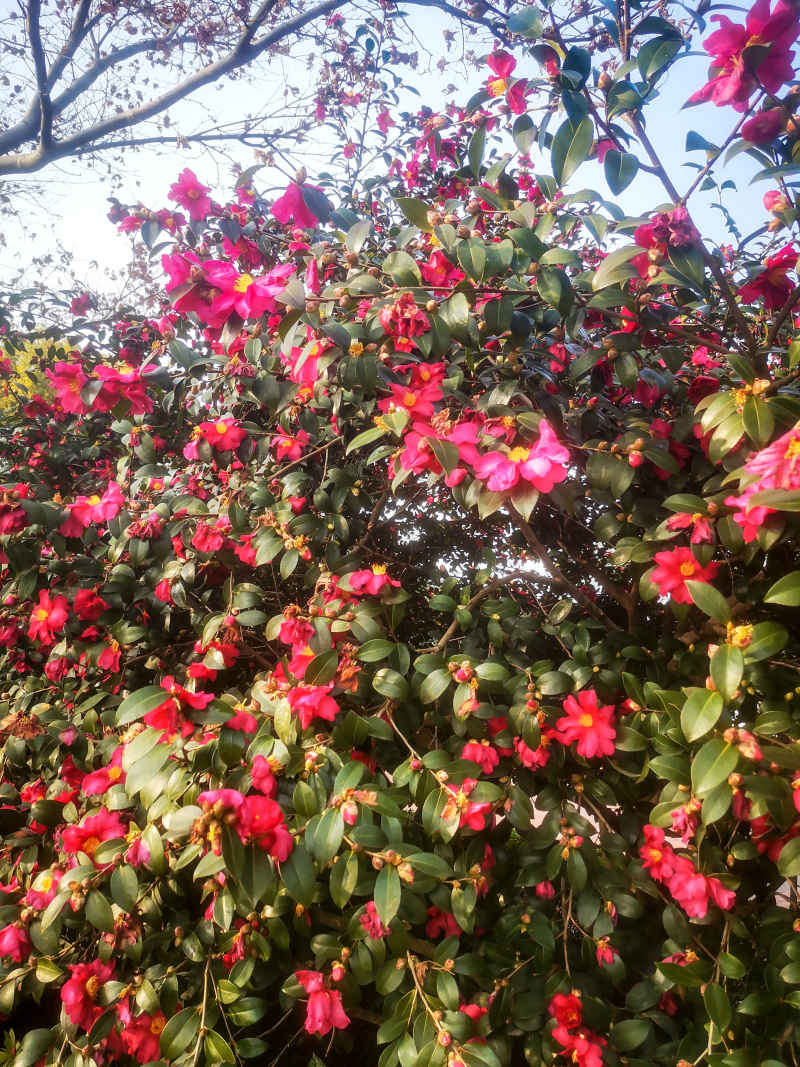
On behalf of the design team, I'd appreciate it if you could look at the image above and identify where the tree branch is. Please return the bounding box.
[0,0,498,175]
[26,0,53,150]
[764,283,800,351]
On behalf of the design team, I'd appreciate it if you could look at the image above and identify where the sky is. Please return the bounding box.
[0,3,770,302]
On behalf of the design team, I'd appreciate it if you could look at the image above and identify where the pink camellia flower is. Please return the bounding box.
[47,362,88,414]
[764,189,790,215]
[203,260,296,322]
[144,675,214,741]
[360,900,391,940]
[273,428,310,463]
[486,50,529,114]
[24,868,64,909]
[168,168,212,220]
[0,923,32,962]
[250,755,278,798]
[61,808,128,864]
[556,689,616,758]
[739,245,799,309]
[595,937,618,966]
[245,794,294,860]
[742,107,786,143]
[60,482,125,536]
[70,292,92,316]
[473,420,569,493]
[651,546,720,604]
[742,422,800,489]
[61,959,116,1031]
[665,511,714,544]
[28,589,69,645]
[287,684,340,729]
[688,0,799,111]
[295,970,350,1035]
[535,881,555,899]
[272,183,325,228]
[82,747,126,795]
[125,837,151,868]
[348,564,401,596]
[513,734,553,769]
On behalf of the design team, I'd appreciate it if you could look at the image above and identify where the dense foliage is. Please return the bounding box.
[1,2,800,1066]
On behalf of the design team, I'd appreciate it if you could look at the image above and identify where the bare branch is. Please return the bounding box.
[26,0,53,150]
[0,0,496,176]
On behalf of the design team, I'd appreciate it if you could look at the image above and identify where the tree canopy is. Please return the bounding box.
[0,2,800,1066]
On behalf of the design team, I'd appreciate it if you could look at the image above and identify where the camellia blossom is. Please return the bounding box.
[27,589,69,645]
[47,361,88,414]
[473,421,569,493]
[688,0,800,111]
[61,807,128,863]
[738,245,799,309]
[360,900,391,939]
[272,183,325,228]
[61,959,116,1030]
[650,546,720,604]
[168,168,212,220]
[556,689,616,758]
[117,997,168,1063]
[82,747,126,795]
[295,970,350,1035]
[0,923,32,962]
[348,565,401,596]
[486,50,529,114]
[287,683,340,729]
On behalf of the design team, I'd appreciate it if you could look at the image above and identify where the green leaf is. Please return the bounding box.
[457,239,487,282]
[704,982,732,1032]
[116,685,166,726]
[280,845,316,907]
[591,245,640,290]
[110,866,138,912]
[692,739,739,797]
[420,667,452,704]
[551,117,593,185]
[507,7,543,36]
[310,808,344,867]
[374,864,401,925]
[742,396,774,446]
[85,890,115,933]
[469,126,486,179]
[710,644,743,700]
[686,580,730,623]
[329,851,359,908]
[160,1006,200,1059]
[612,1019,651,1051]
[638,35,682,80]
[749,488,800,511]
[537,267,573,314]
[744,622,788,662]
[205,1030,235,1064]
[373,668,410,701]
[764,571,800,606]
[382,251,421,286]
[396,197,433,232]
[681,688,724,742]
[604,150,639,194]
[303,649,339,686]
[777,837,800,878]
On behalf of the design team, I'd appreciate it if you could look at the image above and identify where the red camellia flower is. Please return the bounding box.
[61,807,128,863]
[548,992,583,1029]
[486,50,529,114]
[738,245,799,309]
[287,683,340,729]
[650,546,720,604]
[27,589,69,645]
[143,675,214,741]
[295,970,350,1035]
[168,168,212,220]
[556,689,616,758]
[117,997,168,1063]
[47,361,88,414]
[688,0,799,111]
[61,959,116,1030]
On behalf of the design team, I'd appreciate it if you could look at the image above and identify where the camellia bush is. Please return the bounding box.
[2,2,800,1065]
